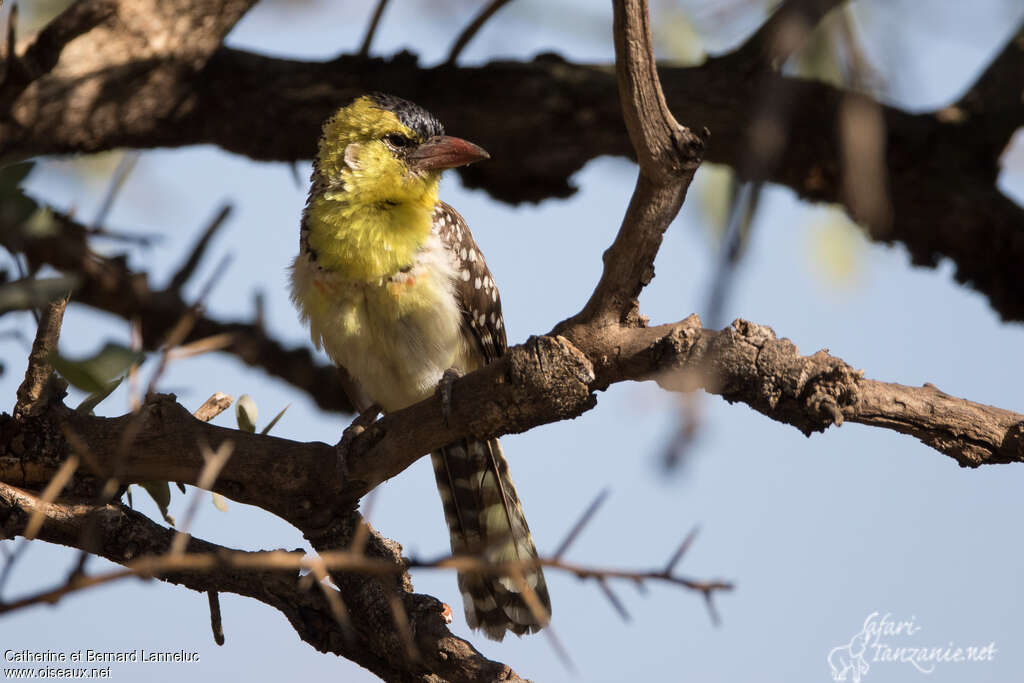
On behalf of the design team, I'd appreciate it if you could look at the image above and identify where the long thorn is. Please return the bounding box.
[553,488,610,560]
[663,525,700,575]
[169,204,233,291]
[446,0,514,65]
[597,576,630,622]
[358,0,390,56]
[91,152,140,230]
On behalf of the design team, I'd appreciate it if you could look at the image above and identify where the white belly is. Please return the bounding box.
[290,244,473,412]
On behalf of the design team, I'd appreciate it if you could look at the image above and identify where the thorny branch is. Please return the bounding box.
[0,483,524,683]
[0,483,729,621]
[446,0,515,65]
[2,0,1024,681]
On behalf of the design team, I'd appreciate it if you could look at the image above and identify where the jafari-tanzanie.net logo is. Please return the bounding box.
[827,612,996,682]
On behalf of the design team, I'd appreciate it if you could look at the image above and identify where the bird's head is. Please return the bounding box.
[313,94,489,206]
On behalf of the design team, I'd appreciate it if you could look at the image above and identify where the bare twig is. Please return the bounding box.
[0,453,78,597]
[387,590,419,663]
[91,152,139,231]
[357,0,390,57]
[553,488,609,560]
[0,492,731,621]
[22,456,79,541]
[169,441,234,555]
[167,333,236,360]
[308,558,352,631]
[507,567,571,671]
[143,253,232,399]
[701,586,722,627]
[597,576,630,621]
[169,204,233,291]
[14,295,68,419]
[664,525,700,575]
[207,590,225,645]
[446,0,515,65]
[192,392,233,423]
[560,0,705,330]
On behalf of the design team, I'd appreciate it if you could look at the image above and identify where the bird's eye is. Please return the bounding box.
[383,134,415,148]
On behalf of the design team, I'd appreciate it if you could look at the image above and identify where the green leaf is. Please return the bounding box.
[235,394,257,433]
[0,275,79,315]
[75,376,123,414]
[51,343,145,393]
[140,481,175,526]
[259,403,290,435]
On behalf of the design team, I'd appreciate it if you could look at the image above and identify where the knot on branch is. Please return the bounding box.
[497,335,597,432]
[725,319,862,435]
[646,315,704,389]
[668,125,709,176]
[137,391,192,427]
[798,351,863,433]
[998,422,1024,465]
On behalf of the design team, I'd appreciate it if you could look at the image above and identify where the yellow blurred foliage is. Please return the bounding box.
[695,163,734,241]
[792,9,844,86]
[805,206,865,288]
[652,2,707,66]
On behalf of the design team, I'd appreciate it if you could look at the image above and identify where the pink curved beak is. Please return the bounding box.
[408,135,490,172]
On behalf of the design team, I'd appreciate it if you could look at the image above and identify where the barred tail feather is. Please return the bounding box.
[430,438,550,641]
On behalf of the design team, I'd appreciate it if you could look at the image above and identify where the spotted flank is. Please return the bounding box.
[431,438,550,640]
[432,202,507,363]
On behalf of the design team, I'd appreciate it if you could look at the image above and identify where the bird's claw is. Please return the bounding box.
[437,368,462,428]
[336,404,381,468]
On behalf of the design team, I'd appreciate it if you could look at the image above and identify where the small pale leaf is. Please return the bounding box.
[51,343,145,393]
[211,492,229,512]
[236,394,258,433]
[140,481,174,525]
[0,275,79,315]
[76,376,123,414]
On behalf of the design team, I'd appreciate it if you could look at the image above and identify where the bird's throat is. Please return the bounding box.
[305,192,437,282]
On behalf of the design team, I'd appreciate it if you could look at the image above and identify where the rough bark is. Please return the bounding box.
[0,484,523,683]
[3,2,1022,320]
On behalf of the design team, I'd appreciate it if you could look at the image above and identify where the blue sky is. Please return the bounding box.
[3,1,1024,681]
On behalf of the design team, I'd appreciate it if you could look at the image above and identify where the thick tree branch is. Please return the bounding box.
[3,315,1020,532]
[565,0,704,328]
[4,4,1022,320]
[0,483,524,683]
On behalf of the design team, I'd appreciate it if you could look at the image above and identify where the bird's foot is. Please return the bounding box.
[336,404,381,468]
[437,368,462,428]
